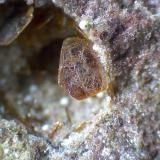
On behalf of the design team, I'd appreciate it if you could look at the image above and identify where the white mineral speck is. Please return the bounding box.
[13,135,18,143]
[157,130,160,138]
[4,148,9,154]
[51,0,56,3]
[42,124,49,131]
[96,92,104,98]
[92,43,107,68]
[93,44,101,52]
[25,0,33,5]
[60,97,69,106]
[79,19,89,30]
[101,147,111,157]
[14,152,19,158]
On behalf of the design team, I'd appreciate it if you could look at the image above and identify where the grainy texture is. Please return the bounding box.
[58,38,104,100]
[0,0,159,160]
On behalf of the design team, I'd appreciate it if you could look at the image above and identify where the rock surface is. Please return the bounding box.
[0,0,159,160]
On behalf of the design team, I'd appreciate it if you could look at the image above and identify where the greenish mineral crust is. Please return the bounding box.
[0,0,159,160]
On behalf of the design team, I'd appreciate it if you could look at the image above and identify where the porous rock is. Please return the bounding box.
[0,0,159,160]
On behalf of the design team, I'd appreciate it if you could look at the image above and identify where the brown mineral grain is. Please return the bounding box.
[58,37,104,100]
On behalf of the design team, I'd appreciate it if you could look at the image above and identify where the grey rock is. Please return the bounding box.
[0,0,159,160]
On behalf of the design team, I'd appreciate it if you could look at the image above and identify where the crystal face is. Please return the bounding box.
[0,6,33,46]
[58,38,104,100]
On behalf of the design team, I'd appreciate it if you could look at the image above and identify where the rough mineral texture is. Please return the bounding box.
[0,0,159,160]
[58,38,105,100]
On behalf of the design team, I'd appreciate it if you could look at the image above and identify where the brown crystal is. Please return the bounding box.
[58,37,104,100]
[0,6,33,46]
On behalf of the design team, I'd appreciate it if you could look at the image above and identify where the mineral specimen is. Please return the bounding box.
[58,37,105,100]
[0,0,159,160]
